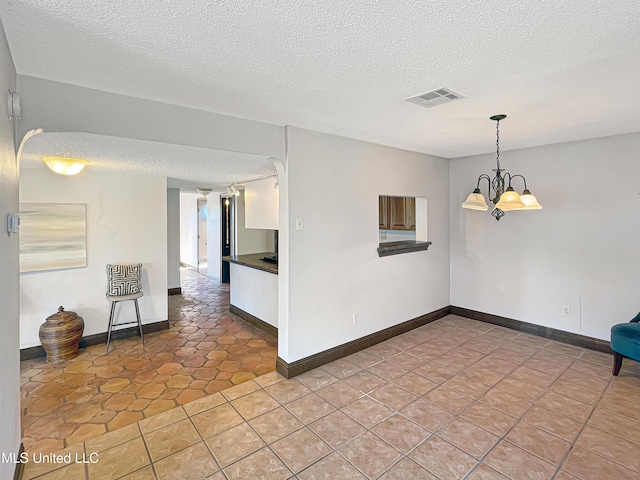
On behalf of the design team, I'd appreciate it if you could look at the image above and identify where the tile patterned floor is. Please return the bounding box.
[21,315,640,480]
[19,268,278,454]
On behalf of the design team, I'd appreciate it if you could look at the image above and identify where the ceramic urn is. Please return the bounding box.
[39,306,85,363]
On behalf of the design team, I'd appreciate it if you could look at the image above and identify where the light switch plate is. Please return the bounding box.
[7,213,19,233]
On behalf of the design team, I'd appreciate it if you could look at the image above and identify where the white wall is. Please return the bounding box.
[0,18,20,478]
[282,127,450,362]
[17,76,285,159]
[179,192,199,268]
[19,170,168,348]
[450,132,640,341]
[245,176,279,229]
[230,263,278,327]
[237,190,275,254]
[167,188,181,290]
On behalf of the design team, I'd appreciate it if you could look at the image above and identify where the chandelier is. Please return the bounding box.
[461,115,542,221]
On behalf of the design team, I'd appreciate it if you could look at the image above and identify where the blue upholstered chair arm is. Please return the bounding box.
[611,312,640,375]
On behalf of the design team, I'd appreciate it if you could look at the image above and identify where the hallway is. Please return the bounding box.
[19,268,278,454]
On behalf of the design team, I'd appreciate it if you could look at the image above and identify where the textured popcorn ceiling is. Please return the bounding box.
[19,132,276,191]
[2,0,640,159]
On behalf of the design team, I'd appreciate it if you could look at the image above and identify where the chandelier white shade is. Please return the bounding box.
[461,189,489,211]
[519,190,543,210]
[495,187,525,211]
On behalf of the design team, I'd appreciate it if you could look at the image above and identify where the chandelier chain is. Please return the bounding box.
[496,119,500,171]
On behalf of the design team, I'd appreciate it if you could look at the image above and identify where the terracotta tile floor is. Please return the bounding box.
[20,314,640,479]
[19,268,278,454]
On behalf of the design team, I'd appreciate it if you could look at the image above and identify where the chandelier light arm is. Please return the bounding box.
[506,173,528,191]
[475,174,492,188]
[475,174,493,199]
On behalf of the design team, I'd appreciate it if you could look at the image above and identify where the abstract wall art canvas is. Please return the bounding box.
[19,203,87,273]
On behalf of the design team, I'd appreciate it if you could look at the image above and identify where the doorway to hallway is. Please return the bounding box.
[221,196,233,283]
[197,197,208,273]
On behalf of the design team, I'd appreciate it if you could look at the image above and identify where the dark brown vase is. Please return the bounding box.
[39,306,85,363]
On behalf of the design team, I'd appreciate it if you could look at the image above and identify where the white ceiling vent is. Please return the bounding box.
[406,88,464,108]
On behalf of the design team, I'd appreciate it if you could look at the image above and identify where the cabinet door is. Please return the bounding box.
[405,197,416,230]
[389,197,408,230]
[389,197,416,231]
[379,196,389,229]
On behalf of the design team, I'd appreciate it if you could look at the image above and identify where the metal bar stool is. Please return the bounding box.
[105,263,144,354]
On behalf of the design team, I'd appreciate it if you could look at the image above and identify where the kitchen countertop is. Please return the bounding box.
[222,252,278,274]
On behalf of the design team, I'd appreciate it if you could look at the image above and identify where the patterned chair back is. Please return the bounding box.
[106,264,143,297]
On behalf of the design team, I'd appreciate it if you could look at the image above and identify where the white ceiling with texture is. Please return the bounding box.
[1,0,640,159]
[20,132,276,191]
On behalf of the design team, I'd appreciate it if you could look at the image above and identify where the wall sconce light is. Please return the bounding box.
[42,156,88,176]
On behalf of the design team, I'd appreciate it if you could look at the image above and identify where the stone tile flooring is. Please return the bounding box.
[21,315,640,480]
[19,268,278,454]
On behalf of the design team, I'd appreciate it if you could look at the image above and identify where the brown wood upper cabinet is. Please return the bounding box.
[379,196,389,229]
[379,196,416,231]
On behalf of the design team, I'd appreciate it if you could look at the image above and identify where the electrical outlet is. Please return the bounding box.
[295,218,303,230]
[380,231,387,239]
[562,306,571,317]
[352,313,359,325]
